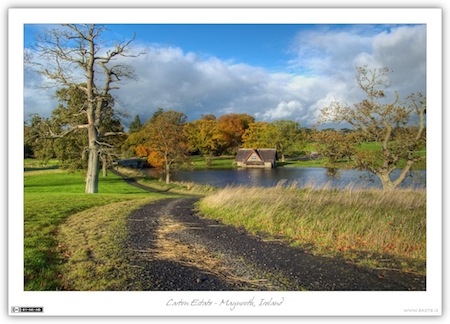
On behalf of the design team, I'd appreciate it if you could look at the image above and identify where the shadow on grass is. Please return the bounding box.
[24,165,60,172]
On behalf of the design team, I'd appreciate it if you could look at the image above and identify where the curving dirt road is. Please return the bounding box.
[124,196,426,291]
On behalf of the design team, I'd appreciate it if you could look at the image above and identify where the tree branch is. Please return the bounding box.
[95,140,115,148]
[46,123,89,138]
[102,131,125,137]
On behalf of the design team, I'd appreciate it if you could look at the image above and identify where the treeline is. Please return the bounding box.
[123,108,391,182]
[24,85,125,176]
[120,108,311,183]
[24,23,425,193]
[23,101,389,182]
[124,109,310,159]
[24,67,426,189]
[24,100,423,186]
[25,96,355,184]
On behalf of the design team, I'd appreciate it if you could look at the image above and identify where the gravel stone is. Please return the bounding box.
[125,197,425,291]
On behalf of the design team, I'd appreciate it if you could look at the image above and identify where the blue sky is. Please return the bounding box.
[25,24,311,71]
[23,23,426,127]
[106,24,299,70]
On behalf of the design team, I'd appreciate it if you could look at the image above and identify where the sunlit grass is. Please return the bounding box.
[114,166,218,194]
[56,197,165,290]
[24,169,173,290]
[198,184,426,274]
[189,156,236,169]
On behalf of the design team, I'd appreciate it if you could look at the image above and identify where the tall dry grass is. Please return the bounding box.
[198,184,426,273]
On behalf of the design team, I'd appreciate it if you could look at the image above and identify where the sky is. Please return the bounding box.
[23,23,426,128]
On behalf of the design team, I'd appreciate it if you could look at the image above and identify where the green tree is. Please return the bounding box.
[50,85,90,171]
[241,122,275,148]
[24,125,35,158]
[27,85,126,175]
[201,114,216,121]
[242,120,304,161]
[270,120,304,162]
[184,116,223,166]
[122,108,167,158]
[313,129,359,164]
[24,114,56,162]
[148,107,165,124]
[25,24,139,193]
[139,110,190,184]
[319,66,426,190]
[129,115,143,134]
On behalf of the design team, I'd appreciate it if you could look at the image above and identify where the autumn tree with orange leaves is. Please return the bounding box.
[216,113,255,154]
[138,110,190,183]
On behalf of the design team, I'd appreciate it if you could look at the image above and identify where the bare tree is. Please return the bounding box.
[319,66,426,190]
[26,24,140,193]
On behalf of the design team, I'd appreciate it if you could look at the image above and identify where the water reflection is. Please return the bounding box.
[326,168,340,178]
[143,167,426,190]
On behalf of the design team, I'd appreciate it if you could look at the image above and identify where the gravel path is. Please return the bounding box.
[125,197,426,291]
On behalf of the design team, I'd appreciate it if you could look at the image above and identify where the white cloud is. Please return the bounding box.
[255,100,304,121]
[24,25,426,128]
[355,25,426,97]
[287,25,426,113]
[23,68,59,119]
[288,26,373,77]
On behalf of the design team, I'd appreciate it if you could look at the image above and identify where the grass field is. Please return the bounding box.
[189,156,236,169]
[24,168,175,290]
[23,156,426,290]
[113,166,218,195]
[185,141,426,170]
[198,185,426,274]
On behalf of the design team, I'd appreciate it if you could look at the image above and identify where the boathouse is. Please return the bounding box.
[234,148,278,168]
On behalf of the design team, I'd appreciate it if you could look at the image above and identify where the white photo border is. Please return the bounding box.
[8,7,442,316]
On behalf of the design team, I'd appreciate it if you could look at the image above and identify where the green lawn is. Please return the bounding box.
[284,141,426,169]
[24,158,59,171]
[188,156,236,169]
[24,168,174,290]
[186,141,425,170]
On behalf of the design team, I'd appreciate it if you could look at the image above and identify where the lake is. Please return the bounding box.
[143,167,426,190]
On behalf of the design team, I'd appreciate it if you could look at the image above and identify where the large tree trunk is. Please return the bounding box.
[27,24,138,194]
[101,155,108,177]
[165,163,171,184]
[85,34,99,194]
[85,147,99,193]
[378,172,396,191]
[377,160,415,191]
[85,125,99,193]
